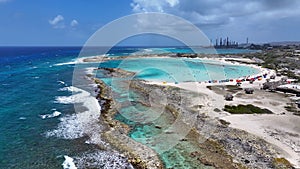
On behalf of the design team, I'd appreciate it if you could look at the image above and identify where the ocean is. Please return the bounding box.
[0,46,259,168]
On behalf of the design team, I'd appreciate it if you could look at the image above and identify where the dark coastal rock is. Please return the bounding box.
[197,157,214,166]
[179,138,188,141]
[219,119,230,127]
[92,77,164,169]
[97,67,136,78]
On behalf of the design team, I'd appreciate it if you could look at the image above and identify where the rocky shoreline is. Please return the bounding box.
[92,77,163,169]
[88,66,295,169]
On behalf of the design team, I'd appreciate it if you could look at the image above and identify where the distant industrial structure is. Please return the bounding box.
[211,37,242,48]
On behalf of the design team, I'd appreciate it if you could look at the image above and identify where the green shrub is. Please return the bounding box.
[224,104,273,114]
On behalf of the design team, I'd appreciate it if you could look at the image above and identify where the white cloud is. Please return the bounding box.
[49,15,65,29]
[49,15,80,29]
[70,19,79,27]
[130,0,300,42]
[166,0,179,7]
[131,0,300,26]
[131,0,179,13]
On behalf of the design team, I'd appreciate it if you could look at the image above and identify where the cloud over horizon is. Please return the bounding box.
[131,0,300,25]
[49,15,79,30]
[130,0,300,43]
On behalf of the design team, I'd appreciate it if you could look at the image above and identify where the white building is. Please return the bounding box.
[294,50,300,56]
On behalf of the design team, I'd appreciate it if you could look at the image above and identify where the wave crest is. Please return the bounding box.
[40,111,62,119]
[47,86,105,145]
[62,155,77,169]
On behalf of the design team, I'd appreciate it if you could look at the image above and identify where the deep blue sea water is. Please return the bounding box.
[0,47,78,168]
[0,46,259,169]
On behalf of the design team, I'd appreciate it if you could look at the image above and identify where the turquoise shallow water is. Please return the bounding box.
[100,57,259,83]
[128,47,259,55]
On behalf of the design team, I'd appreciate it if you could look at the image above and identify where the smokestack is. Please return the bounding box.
[226,37,229,46]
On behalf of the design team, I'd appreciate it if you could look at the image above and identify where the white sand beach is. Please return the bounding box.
[147,58,300,168]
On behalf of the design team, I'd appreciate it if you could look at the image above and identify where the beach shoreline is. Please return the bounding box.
[84,54,299,168]
[143,56,300,168]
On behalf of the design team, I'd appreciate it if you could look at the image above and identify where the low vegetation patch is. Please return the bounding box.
[224,104,273,114]
[226,85,243,92]
[284,105,298,113]
[213,108,221,112]
[219,119,230,126]
[294,112,300,116]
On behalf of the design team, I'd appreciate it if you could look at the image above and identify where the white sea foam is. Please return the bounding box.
[54,86,91,104]
[54,54,108,67]
[58,81,66,85]
[85,67,97,75]
[19,117,26,120]
[74,151,134,169]
[58,86,76,92]
[54,55,97,67]
[46,114,85,139]
[62,155,77,169]
[47,86,105,145]
[54,96,76,104]
[54,61,78,66]
[143,48,154,53]
[40,111,62,119]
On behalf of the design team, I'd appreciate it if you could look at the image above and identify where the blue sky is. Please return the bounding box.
[1,0,300,46]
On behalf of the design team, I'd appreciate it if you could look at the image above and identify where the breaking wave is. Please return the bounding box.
[40,111,62,119]
[46,86,106,145]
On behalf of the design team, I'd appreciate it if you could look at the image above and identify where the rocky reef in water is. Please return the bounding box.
[89,67,294,169]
